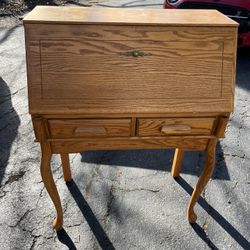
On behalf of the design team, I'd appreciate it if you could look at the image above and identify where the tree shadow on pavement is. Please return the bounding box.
[0,24,22,43]
[23,0,59,9]
[57,228,77,250]
[0,77,20,185]
[0,0,6,8]
[58,166,243,250]
[175,176,250,250]
[64,180,116,250]
[81,141,230,180]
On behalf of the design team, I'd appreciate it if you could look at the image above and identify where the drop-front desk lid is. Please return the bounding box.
[23,7,238,115]
[23,6,238,27]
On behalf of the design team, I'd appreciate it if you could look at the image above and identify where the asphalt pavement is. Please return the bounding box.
[0,1,249,249]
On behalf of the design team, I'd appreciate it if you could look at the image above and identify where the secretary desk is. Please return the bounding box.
[23,6,238,230]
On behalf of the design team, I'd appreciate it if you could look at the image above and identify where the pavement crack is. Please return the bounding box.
[224,153,249,160]
[11,86,25,96]
[35,185,45,207]
[7,209,33,228]
[30,235,40,250]
[17,210,31,225]
[66,222,82,228]
[0,189,7,198]
[30,236,37,250]
[106,183,115,219]
[4,170,26,186]
[63,200,68,213]
[85,165,101,197]
[117,187,161,193]
[103,169,122,226]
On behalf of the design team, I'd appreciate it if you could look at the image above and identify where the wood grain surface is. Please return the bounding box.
[50,137,209,153]
[33,117,63,230]
[171,148,184,177]
[40,39,223,100]
[48,119,131,138]
[24,22,237,114]
[26,24,236,44]
[137,118,215,136]
[60,153,72,182]
[23,6,238,27]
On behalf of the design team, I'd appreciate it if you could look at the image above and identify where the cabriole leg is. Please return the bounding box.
[40,150,63,230]
[34,117,63,230]
[60,153,72,182]
[171,148,184,177]
[187,139,217,223]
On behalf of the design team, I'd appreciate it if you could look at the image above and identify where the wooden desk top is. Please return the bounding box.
[23,6,238,27]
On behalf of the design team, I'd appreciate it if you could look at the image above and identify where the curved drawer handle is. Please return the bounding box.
[74,127,106,135]
[119,50,152,57]
[161,125,192,134]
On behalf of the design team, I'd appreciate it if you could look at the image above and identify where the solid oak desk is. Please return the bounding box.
[24,6,238,230]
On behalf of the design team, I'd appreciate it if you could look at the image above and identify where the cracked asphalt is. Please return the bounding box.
[0,0,250,249]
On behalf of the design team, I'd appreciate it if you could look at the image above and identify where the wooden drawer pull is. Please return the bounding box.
[161,125,192,134]
[74,127,106,135]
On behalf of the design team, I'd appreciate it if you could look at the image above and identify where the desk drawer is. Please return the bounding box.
[137,118,215,136]
[48,119,131,138]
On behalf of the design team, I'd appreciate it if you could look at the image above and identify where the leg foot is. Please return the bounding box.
[187,208,197,224]
[187,139,217,223]
[60,153,72,182]
[53,217,63,231]
[171,148,184,177]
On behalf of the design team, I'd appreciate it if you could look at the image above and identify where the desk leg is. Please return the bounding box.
[34,117,63,231]
[187,138,217,223]
[171,148,184,177]
[60,153,72,182]
[40,149,63,230]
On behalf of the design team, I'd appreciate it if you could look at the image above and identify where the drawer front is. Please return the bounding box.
[48,119,131,138]
[137,118,215,136]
